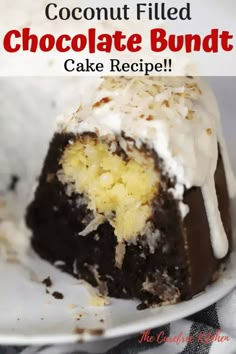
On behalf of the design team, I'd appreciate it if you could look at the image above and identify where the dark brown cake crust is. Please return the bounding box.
[26,133,232,307]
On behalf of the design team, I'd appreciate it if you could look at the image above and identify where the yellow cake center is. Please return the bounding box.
[61,136,159,242]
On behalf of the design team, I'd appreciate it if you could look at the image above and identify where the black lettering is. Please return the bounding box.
[179,3,191,20]
[45,3,57,20]
[167,8,178,20]
[64,59,75,72]
[71,7,83,20]
[137,3,146,20]
[59,7,70,20]
[110,59,122,72]
[83,7,95,20]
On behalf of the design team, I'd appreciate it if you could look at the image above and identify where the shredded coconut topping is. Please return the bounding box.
[58,76,217,192]
[57,76,236,260]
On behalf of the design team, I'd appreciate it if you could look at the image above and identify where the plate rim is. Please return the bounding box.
[0,253,236,346]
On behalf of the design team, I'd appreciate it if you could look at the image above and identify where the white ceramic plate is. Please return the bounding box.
[0,77,236,345]
[0,252,236,346]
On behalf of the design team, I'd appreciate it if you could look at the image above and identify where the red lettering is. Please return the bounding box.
[169,34,184,52]
[185,34,201,52]
[22,28,38,52]
[40,34,55,52]
[113,31,126,51]
[4,30,21,52]
[138,329,154,343]
[156,331,165,344]
[150,28,167,52]
[202,29,219,52]
[220,31,233,51]
[127,34,142,52]
[71,34,87,52]
[3,27,233,55]
[88,28,96,53]
[150,28,233,53]
[56,34,71,52]
[97,34,112,52]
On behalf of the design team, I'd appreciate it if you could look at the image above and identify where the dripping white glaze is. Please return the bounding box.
[202,179,229,259]
[199,81,236,258]
[57,76,236,259]
[217,131,236,198]
[200,79,236,199]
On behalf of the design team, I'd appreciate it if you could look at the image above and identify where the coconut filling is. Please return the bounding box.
[60,136,160,243]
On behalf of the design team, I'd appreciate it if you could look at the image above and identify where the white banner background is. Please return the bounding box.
[0,0,235,76]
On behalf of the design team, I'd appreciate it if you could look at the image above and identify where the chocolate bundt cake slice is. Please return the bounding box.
[26,77,234,307]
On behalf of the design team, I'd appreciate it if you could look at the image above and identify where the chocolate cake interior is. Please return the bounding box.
[26,133,232,307]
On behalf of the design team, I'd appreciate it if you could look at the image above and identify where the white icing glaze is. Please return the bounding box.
[179,201,190,219]
[217,128,236,198]
[57,77,235,259]
[199,80,236,198]
[199,81,236,259]
[202,179,229,259]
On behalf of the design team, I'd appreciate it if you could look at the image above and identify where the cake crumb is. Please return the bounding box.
[137,302,149,311]
[90,329,104,336]
[75,312,85,320]
[89,294,109,307]
[74,327,85,335]
[42,276,52,287]
[52,291,64,300]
